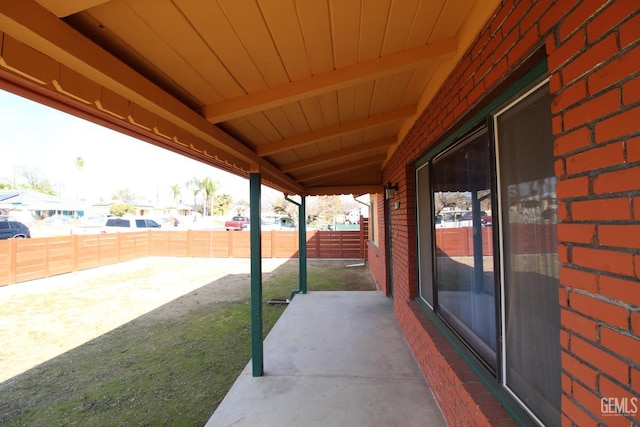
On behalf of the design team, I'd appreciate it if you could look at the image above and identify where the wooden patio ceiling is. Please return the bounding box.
[0,0,498,196]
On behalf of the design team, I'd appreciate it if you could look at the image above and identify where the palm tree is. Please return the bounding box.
[74,157,85,203]
[169,184,181,204]
[200,177,218,217]
[187,178,202,217]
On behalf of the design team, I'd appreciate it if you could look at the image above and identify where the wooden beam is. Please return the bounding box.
[295,155,386,182]
[202,38,456,123]
[281,137,395,173]
[257,106,414,157]
[306,184,383,196]
[33,0,112,17]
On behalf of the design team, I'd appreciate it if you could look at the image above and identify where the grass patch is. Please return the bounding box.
[0,259,375,426]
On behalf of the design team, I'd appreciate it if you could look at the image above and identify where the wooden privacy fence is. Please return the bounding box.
[435,224,557,257]
[0,229,366,286]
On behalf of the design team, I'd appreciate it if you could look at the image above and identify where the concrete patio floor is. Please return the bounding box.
[206,291,446,427]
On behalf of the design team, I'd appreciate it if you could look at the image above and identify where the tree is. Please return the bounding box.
[200,177,218,216]
[169,184,181,204]
[265,194,297,219]
[213,194,232,216]
[306,195,344,224]
[186,178,202,215]
[109,202,136,217]
[74,157,85,202]
[433,192,470,215]
[20,167,56,195]
[74,157,85,170]
[112,188,137,201]
[233,198,250,216]
[186,177,219,216]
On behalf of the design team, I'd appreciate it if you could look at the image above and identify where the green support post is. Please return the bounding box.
[285,195,307,299]
[249,171,263,377]
[299,196,307,295]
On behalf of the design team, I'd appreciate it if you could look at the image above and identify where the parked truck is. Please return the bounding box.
[224,216,250,231]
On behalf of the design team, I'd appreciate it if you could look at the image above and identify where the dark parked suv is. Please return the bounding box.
[0,216,31,239]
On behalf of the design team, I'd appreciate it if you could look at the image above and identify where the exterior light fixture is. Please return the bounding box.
[384,182,398,200]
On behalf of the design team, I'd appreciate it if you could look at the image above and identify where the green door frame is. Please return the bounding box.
[386,197,394,298]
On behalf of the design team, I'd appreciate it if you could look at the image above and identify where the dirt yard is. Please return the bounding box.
[0,257,376,383]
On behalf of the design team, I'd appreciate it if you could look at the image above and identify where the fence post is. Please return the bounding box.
[359,218,364,259]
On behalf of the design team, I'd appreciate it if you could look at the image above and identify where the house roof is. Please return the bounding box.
[0,0,499,196]
[0,189,77,210]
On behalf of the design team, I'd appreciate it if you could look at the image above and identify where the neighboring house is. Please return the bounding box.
[90,200,154,217]
[0,189,83,220]
[149,203,194,218]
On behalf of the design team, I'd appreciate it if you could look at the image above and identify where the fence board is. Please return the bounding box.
[0,240,11,284]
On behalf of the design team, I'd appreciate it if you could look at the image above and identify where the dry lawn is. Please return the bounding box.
[0,256,376,426]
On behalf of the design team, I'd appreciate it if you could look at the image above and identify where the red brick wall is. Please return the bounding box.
[367,193,388,294]
[370,0,640,425]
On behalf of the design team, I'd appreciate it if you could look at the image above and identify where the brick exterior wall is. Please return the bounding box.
[370,0,640,425]
[367,194,388,294]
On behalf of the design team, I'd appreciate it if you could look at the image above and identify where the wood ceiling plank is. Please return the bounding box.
[282,137,395,173]
[281,103,312,135]
[339,133,356,150]
[358,0,391,62]
[345,129,368,146]
[295,0,333,75]
[263,108,297,139]
[222,117,269,147]
[430,0,474,41]
[369,75,396,116]
[295,154,386,182]
[329,0,361,69]
[256,0,311,82]
[175,0,266,96]
[217,0,289,88]
[257,105,415,156]
[354,80,375,117]
[308,184,382,197]
[381,0,421,55]
[125,0,240,102]
[269,150,299,166]
[316,136,342,154]
[401,64,437,105]
[386,69,416,109]
[318,91,339,128]
[299,97,326,132]
[243,112,283,142]
[306,164,381,187]
[405,0,447,47]
[202,38,456,122]
[363,125,391,147]
[88,0,231,103]
[293,143,320,161]
[337,85,357,123]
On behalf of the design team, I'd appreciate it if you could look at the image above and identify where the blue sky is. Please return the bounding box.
[0,89,271,205]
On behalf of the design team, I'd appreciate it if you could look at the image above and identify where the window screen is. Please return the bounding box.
[495,82,560,426]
